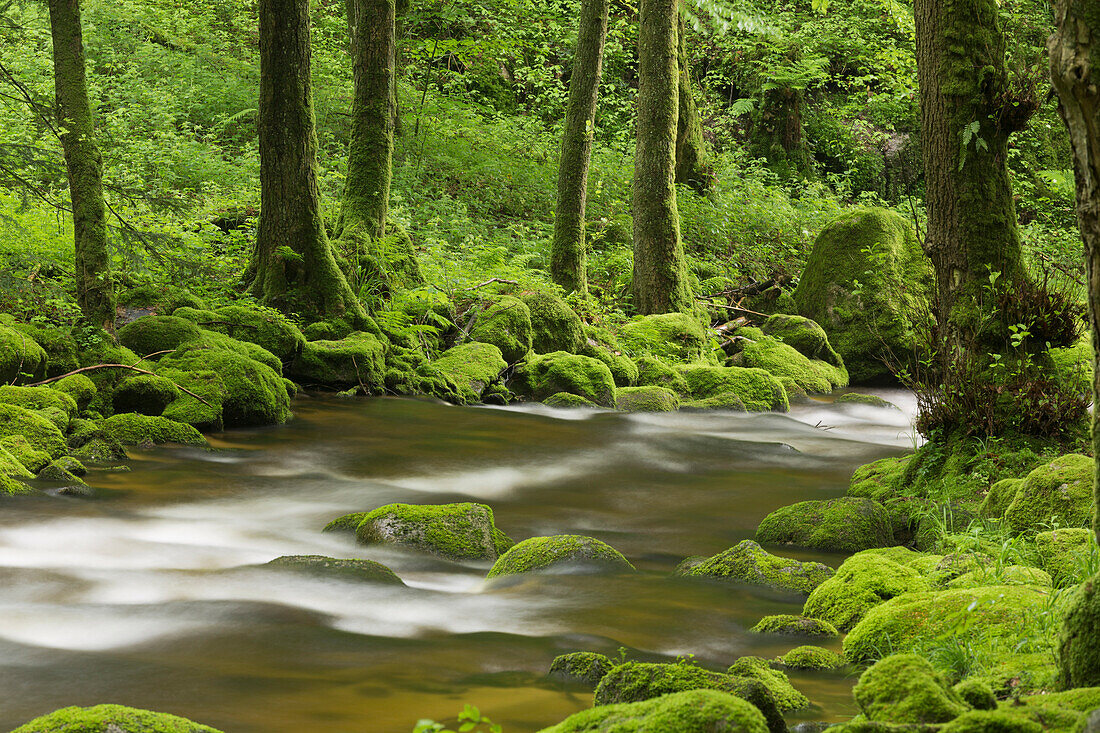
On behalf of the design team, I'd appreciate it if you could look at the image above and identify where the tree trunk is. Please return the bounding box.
[250,0,367,324]
[675,13,710,194]
[632,0,692,315]
[339,0,395,241]
[48,0,115,332]
[550,0,609,295]
[914,0,1028,348]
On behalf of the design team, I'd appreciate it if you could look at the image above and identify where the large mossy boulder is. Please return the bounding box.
[1036,528,1093,587]
[537,689,770,733]
[99,413,208,447]
[428,342,507,404]
[681,539,834,595]
[289,331,386,391]
[0,403,67,459]
[727,656,808,712]
[756,497,893,553]
[487,535,634,578]
[112,374,180,416]
[0,473,33,495]
[468,295,533,363]
[619,312,709,363]
[176,304,306,363]
[676,365,788,412]
[50,374,97,412]
[9,704,223,733]
[117,315,203,357]
[3,434,53,473]
[792,208,933,385]
[761,314,843,368]
[852,654,968,725]
[0,323,47,384]
[0,443,34,478]
[512,351,617,406]
[518,290,585,354]
[848,455,910,502]
[119,283,207,314]
[1058,575,1100,688]
[1,317,80,378]
[0,385,78,431]
[802,548,932,631]
[733,328,848,395]
[580,324,638,387]
[353,502,513,561]
[614,386,679,412]
[1003,454,1093,535]
[265,555,404,585]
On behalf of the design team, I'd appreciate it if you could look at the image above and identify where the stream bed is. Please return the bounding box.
[0,393,917,732]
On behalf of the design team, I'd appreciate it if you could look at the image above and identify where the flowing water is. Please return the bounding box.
[0,393,918,732]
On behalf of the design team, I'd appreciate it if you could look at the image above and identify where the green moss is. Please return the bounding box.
[0,474,33,495]
[727,656,808,712]
[99,413,208,447]
[544,392,598,408]
[512,351,617,406]
[323,512,369,533]
[853,654,968,724]
[265,555,404,585]
[177,304,306,363]
[487,535,634,578]
[302,318,353,342]
[836,393,896,409]
[193,330,284,374]
[676,365,788,412]
[72,437,127,463]
[734,333,848,395]
[615,386,680,412]
[619,312,708,363]
[468,296,533,363]
[776,645,845,670]
[354,502,513,561]
[0,385,79,431]
[290,331,386,392]
[428,342,508,404]
[939,710,1042,733]
[2,435,54,473]
[120,283,208,314]
[158,369,228,431]
[792,208,934,385]
[946,564,1051,589]
[579,325,639,387]
[634,356,689,394]
[761,314,844,367]
[0,403,67,459]
[802,549,931,631]
[952,680,996,711]
[112,374,181,416]
[1003,454,1093,535]
[518,290,585,354]
[683,539,834,594]
[0,319,80,378]
[750,614,839,637]
[538,689,769,733]
[37,458,87,485]
[0,442,34,478]
[9,703,223,733]
[756,497,894,554]
[117,316,204,357]
[1035,528,1093,587]
[1058,576,1100,688]
[849,456,911,502]
[683,392,748,410]
[978,478,1023,519]
[50,374,97,412]
[0,323,47,384]
[549,651,614,687]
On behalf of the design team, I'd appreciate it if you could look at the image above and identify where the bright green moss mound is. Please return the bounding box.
[979,478,1023,519]
[120,283,207,314]
[848,455,910,502]
[762,314,843,367]
[1058,576,1100,688]
[518,290,585,354]
[634,356,689,392]
[835,392,895,408]
[580,324,638,387]
[158,369,228,431]
[266,555,404,585]
[9,704,223,733]
[726,656,808,711]
[0,443,34,478]
[793,208,933,385]
[803,548,931,631]
[946,564,1051,589]
[117,315,203,357]
[756,497,893,554]
[549,651,614,687]
[736,333,848,395]
[676,365,788,412]
[0,318,80,378]
[112,375,181,416]
[615,386,680,412]
[537,689,769,733]
[0,323,47,384]
[469,295,533,363]
[941,710,1043,733]
[544,392,598,408]
[487,534,634,578]
[0,474,33,495]
[1036,528,1093,587]
[99,413,208,447]
[683,539,834,595]
[177,304,306,363]
[776,645,845,670]
[952,680,995,711]
[751,614,839,637]
[354,502,513,561]
[290,331,387,391]
[429,342,507,404]
[852,654,968,725]
[2,434,52,473]
[50,374,97,412]
[619,312,709,363]
[323,512,369,533]
[0,403,67,459]
[513,351,617,406]
[0,385,78,431]
[1003,454,1093,535]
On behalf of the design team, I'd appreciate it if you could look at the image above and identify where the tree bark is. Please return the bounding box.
[675,13,710,194]
[550,0,609,295]
[632,0,692,315]
[250,0,367,324]
[48,0,115,332]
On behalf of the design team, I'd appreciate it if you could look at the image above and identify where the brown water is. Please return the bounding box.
[0,393,918,732]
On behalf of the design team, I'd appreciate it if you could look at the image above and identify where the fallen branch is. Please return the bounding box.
[461,277,519,290]
[696,297,769,319]
[28,364,212,405]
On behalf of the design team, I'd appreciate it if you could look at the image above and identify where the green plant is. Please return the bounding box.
[414,705,502,733]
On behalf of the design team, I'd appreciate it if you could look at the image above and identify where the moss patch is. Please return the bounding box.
[468,295,533,363]
[1003,454,1093,535]
[756,497,894,554]
[100,413,208,447]
[619,312,709,363]
[1036,528,1093,587]
[852,654,968,724]
[9,704,223,733]
[538,689,769,733]
[682,539,834,594]
[734,332,848,395]
[849,456,911,502]
[112,374,181,416]
[117,315,204,357]
[776,645,845,670]
[512,351,617,406]
[803,548,932,631]
[518,290,585,354]
[549,651,614,687]
[0,403,67,459]
[751,614,839,637]
[429,342,507,404]
[676,365,788,412]
[0,323,47,384]
[177,303,306,363]
[50,374,97,412]
[487,535,634,578]
[727,656,808,712]
[615,385,679,412]
[354,502,513,561]
[0,385,78,431]
[544,392,599,408]
[762,314,843,367]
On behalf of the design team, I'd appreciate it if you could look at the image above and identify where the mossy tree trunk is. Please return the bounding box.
[915,0,1030,349]
[249,0,367,324]
[48,0,115,332]
[550,0,609,295]
[632,0,693,315]
[674,13,710,194]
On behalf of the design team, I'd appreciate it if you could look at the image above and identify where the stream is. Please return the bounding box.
[0,393,918,732]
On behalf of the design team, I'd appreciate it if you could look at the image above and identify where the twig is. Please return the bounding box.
[696,297,769,318]
[460,277,519,290]
[28,364,211,405]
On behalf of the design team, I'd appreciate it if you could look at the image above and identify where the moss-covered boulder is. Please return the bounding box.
[635,356,689,393]
[852,654,968,725]
[792,208,934,385]
[676,365,788,412]
[835,393,896,409]
[468,296,533,363]
[978,478,1023,519]
[289,331,386,392]
[681,540,834,595]
[1003,454,1093,535]
[952,680,996,711]
[112,374,181,416]
[2,434,52,473]
[37,458,87,485]
[619,312,709,363]
[544,392,598,408]
[157,369,227,431]
[750,614,839,637]
[1036,528,1093,587]
[50,374,97,412]
[487,535,634,578]
[512,352,617,406]
[353,502,513,561]
[0,403,67,459]
[848,456,910,502]
[615,386,679,412]
[756,497,893,554]
[776,645,845,670]
[549,651,614,687]
[99,413,207,447]
[265,555,404,585]
[538,689,769,733]
[429,342,507,404]
[518,290,585,354]
[1058,576,1100,688]
[0,385,78,431]
[9,704,223,733]
[120,283,208,314]
[177,304,306,363]
[734,331,848,395]
[0,323,47,384]
[946,564,1051,589]
[762,314,844,368]
[0,442,34,478]
[803,548,932,632]
[727,656,808,711]
[117,315,204,357]
[940,710,1043,732]
[580,324,638,387]
[0,473,33,495]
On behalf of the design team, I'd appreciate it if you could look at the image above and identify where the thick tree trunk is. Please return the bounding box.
[48,0,115,332]
[914,0,1027,348]
[339,0,395,241]
[632,0,692,315]
[550,0,609,295]
[675,13,710,194]
[250,0,367,324]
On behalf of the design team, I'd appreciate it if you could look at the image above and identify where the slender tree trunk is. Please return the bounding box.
[914,0,1028,348]
[675,13,710,194]
[339,0,395,241]
[632,0,692,315]
[48,0,115,332]
[550,0,609,295]
[250,0,367,324]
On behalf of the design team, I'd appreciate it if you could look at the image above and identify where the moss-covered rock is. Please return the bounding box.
[158,369,228,431]
[634,356,689,392]
[756,497,893,554]
[487,535,634,578]
[177,304,306,363]
[1,434,52,473]
[0,473,33,495]
[734,332,848,395]
[468,296,533,363]
[849,456,910,502]
[792,208,934,385]
[99,413,208,447]
[676,365,788,412]
[1003,454,1093,535]
[0,385,78,431]
[538,689,769,733]
[9,703,223,733]
[803,548,932,631]
[0,318,80,378]
[120,283,208,314]
[1058,575,1100,688]
[978,478,1023,519]
[37,458,87,485]
[353,502,513,561]
[580,325,638,387]
[265,555,404,585]
[726,656,808,712]
[615,386,680,412]
[682,540,834,595]
[940,710,1043,733]
[0,323,47,384]
[952,680,996,711]
[512,352,617,406]
[1036,528,1094,587]
[946,564,1051,589]
[518,290,585,354]
[549,651,615,687]
[619,312,709,363]
[852,654,968,725]
[289,331,386,392]
[429,342,507,404]
[0,442,34,478]
[0,403,67,459]
[112,374,181,416]
[117,315,204,357]
[50,374,97,412]
[776,645,845,670]
[835,393,896,409]
[751,614,839,637]
[544,392,599,408]
[762,314,844,368]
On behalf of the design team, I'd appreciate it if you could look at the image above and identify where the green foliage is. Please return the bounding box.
[414,704,502,733]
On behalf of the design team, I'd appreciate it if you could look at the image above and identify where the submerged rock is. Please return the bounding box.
[266,555,404,585]
[9,703,224,733]
[548,651,614,687]
[487,535,634,578]
[756,497,893,554]
[354,502,513,561]
[538,689,770,733]
[681,540,834,595]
